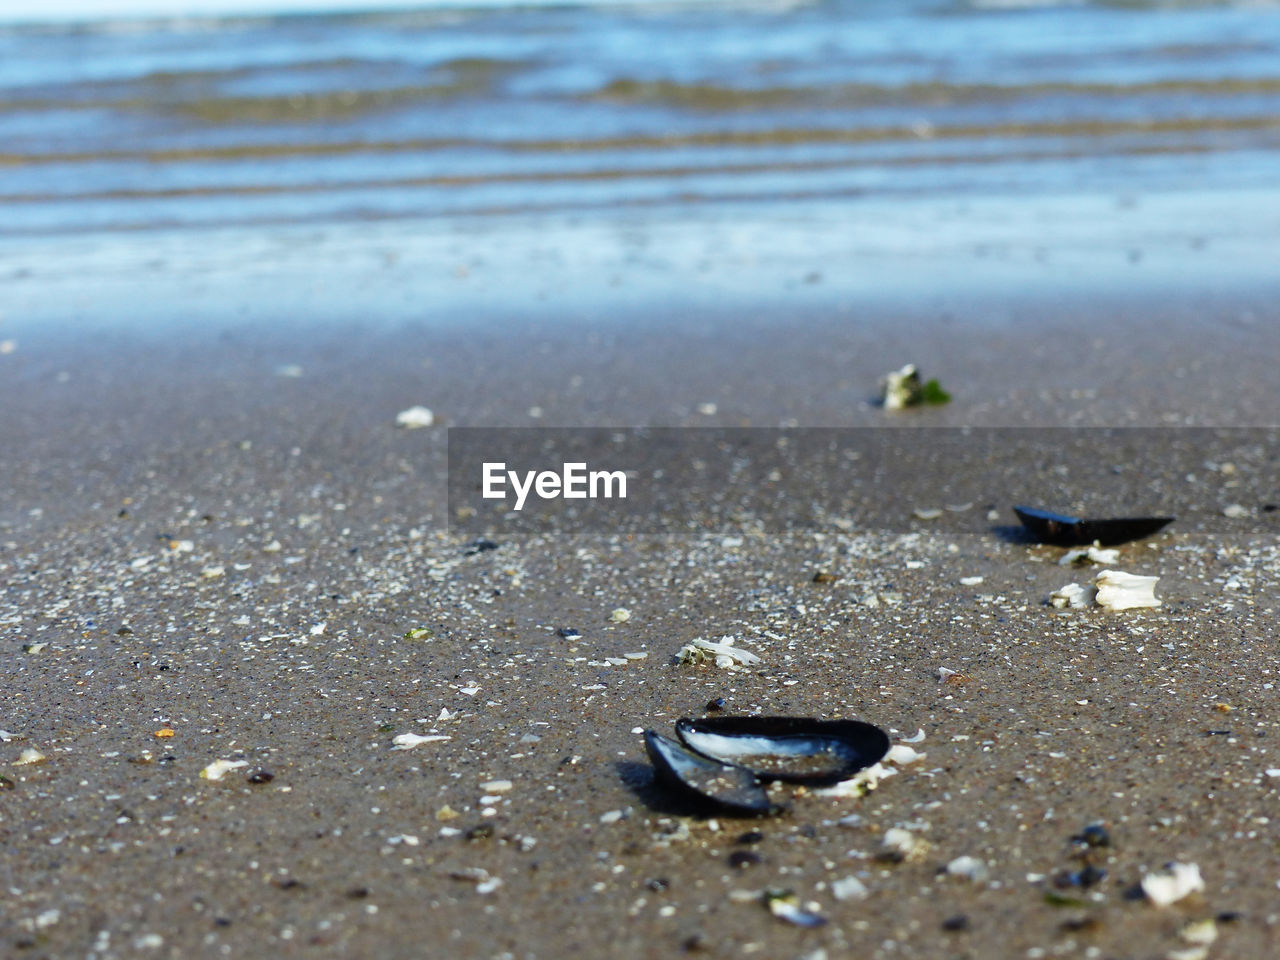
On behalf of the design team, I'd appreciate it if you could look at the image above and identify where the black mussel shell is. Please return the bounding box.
[1013,506,1174,546]
[643,730,775,815]
[674,716,890,787]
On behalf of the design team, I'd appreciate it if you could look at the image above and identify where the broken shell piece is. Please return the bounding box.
[1094,570,1161,611]
[394,405,434,429]
[677,637,761,669]
[644,730,774,815]
[945,855,989,882]
[1141,862,1204,906]
[1051,583,1095,609]
[831,875,870,901]
[1179,919,1218,946]
[609,607,631,623]
[392,733,451,750]
[764,890,828,928]
[13,747,46,766]
[1059,543,1120,566]
[200,759,248,781]
[674,716,890,787]
[1014,506,1173,546]
[879,827,927,863]
[450,867,502,894]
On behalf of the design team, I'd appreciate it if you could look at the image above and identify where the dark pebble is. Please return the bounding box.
[465,823,495,841]
[736,831,764,845]
[558,628,581,639]
[213,918,232,927]
[728,851,762,869]
[345,887,370,899]
[246,770,274,784]
[942,914,970,932]
[647,878,670,892]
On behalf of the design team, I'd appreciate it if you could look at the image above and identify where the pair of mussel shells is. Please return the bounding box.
[644,716,889,815]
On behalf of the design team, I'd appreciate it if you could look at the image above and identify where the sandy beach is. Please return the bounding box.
[4,279,1280,959]
[5,0,1280,955]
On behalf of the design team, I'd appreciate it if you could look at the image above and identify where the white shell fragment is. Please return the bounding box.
[1179,919,1218,946]
[831,875,870,901]
[884,744,926,766]
[1059,544,1120,566]
[392,733,451,750]
[450,867,502,894]
[1051,583,1095,609]
[677,637,761,669]
[609,607,631,623]
[879,827,927,862]
[394,406,435,429]
[816,732,925,798]
[1142,862,1204,906]
[199,759,249,780]
[945,855,989,882]
[14,747,46,765]
[1095,570,1161,610]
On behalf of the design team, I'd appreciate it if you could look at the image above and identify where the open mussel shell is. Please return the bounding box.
[1013,505,1174,546]
[643,730,775,815]
[674,716,890,787]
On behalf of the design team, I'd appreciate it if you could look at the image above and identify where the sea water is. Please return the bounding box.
[2,0,1278,326]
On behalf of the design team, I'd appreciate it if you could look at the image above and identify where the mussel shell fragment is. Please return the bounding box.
[674,716,890,787]
[1013,506,1174,546]
[643,730,775,815]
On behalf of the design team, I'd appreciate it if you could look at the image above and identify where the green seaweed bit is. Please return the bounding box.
[920,379,952,405]
[377,723,396,733]
[404,627,432,640]
[1043,891,1086,907]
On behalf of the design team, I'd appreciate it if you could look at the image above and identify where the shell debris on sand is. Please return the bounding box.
[392,733,451,750]
[394,405,435,429]
[1095,570,1161,610]
[13,747,46,765]
[878,826,928,863]
[200,759,249,781]
[1059,543,1120,566]
[830,875,870,901]
[764,889,827,927]
[1051,582,1095,609]
[676,636,761,669]
[1141,862,1204,906]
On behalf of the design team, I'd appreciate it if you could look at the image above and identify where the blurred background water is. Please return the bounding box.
[2,0,1278,328]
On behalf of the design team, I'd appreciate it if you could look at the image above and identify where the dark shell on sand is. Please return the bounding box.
[644,730,774,814]
[644,716,890,815]
[1013,505,1174,546]
[675,716,890,787]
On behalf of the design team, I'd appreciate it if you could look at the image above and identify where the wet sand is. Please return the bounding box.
[3,288,1280,960]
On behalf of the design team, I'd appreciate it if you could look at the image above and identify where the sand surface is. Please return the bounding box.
[3,289,1280,960]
